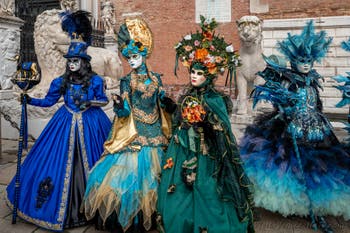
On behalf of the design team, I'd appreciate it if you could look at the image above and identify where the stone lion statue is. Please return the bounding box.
[33,9,123,92]
[235,15,265,115]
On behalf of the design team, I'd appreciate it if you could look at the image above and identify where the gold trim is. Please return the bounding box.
[132,106,159,124]
[76,113,90,180]
[5,197,62,230]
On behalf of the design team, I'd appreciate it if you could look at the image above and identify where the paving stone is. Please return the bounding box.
[0,163,16,185]
[0,218,37,233]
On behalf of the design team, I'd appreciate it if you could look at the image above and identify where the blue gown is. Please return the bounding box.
[240,63,350,220]
[83,72,169,232]
[6,75,111,231]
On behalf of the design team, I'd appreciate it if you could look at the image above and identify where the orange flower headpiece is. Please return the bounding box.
[175,15,241,84]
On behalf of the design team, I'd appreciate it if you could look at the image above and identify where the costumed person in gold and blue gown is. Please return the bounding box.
[157,16,255,233]
[82,18,174,233]
[6,11,111,231]
[239,21,350,233]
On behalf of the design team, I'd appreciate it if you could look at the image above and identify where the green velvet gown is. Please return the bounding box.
[157,85,255,233]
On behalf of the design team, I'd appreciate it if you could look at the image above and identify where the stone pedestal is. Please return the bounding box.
[104,33,118,52]
[0,15,24,90]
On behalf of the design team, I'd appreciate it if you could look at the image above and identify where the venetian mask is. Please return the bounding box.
[128,53,143,69]
[295,57,313,74]
[67,57,81,72]
[190,68,206,87]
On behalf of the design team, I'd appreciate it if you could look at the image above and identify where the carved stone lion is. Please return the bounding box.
[33,9,123,92]
[236,15,265,115]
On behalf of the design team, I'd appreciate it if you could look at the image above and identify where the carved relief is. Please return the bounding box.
[0,0,14,16]
[60,0,78,12]
[0,28,20,89]
[101,0,116,35]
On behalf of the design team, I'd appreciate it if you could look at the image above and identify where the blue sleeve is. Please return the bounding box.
[30,78,62,107]
[91,76,108,104]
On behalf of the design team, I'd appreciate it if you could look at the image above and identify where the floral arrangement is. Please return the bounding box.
[181,96,206,124]
[175,15,241,76]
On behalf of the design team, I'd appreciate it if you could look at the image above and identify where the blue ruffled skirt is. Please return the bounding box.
[240,124,350,220]
[83,146,163,231]
[6,106,111,231]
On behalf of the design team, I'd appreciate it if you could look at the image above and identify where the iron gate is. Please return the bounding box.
[15,0,60,62]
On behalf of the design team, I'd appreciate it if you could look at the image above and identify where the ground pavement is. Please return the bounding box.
[1,139,350,233]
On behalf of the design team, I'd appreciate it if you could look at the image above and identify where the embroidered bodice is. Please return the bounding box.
[120,72,168,149]
[29,75,108,112]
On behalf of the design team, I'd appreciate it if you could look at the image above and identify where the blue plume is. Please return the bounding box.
[60,10,92,46]
[341,38,350,52]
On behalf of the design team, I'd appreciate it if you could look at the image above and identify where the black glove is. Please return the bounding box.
[160,96,177,113]
[112,94,124,110]
[20,93,31,104]
[79,101,91,110]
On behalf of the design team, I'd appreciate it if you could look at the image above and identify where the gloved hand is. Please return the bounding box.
[159,91,176,113]
[20,93,31,104]
[112,93,123,110]
[79,101,91,110]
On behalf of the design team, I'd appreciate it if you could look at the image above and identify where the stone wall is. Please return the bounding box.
[262,16,350,115]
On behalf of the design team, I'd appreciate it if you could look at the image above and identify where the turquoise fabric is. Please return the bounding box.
[158,86,254,233]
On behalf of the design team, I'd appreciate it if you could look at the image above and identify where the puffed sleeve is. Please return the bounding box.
[29,78,63,107]
[90,75,109,107]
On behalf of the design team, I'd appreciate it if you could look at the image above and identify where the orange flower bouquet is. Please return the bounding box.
[181,96,206,124]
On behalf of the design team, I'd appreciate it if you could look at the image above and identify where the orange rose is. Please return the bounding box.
[195,48,209,62]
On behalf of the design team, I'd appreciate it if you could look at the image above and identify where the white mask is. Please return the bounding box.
[190,68,206,87]
[127,53,143,69]
[296,57,313,74]
[67,58,81,72]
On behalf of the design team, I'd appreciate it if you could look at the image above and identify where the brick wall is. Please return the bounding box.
[258,0,350,19]
[112,0,249,86]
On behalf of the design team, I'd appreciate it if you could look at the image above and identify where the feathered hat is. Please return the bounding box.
[174,15,241,86]
[59,10,92,61]
[333,37,350,107]
[117,18,153,58]
[278,20,332,67]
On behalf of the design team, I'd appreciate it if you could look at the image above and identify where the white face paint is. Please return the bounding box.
[127,53,143,69]
[67,58,81,72]
[190,68,206,87]
[296,57,313,74]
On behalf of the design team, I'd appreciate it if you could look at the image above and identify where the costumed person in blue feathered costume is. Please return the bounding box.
[82,18,175,233]
[333,38,350,149]
[6,10,111,231]
[239,21,350,233]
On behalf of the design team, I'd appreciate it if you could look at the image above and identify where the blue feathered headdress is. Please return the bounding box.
[278,20,332,65]
[59,10,92,61]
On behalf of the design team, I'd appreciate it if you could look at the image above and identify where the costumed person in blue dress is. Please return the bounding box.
[157,16,255,233]
[82,18,174,233]
[6,11,111,232]
[239,21,350,233]
[333,38,350,149]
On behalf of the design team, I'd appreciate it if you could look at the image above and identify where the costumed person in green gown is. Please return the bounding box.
[82,18,175,233]
[157,16,255,233]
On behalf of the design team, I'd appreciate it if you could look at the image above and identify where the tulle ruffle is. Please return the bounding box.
[83,146,162,231]
[240,133,350,220]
